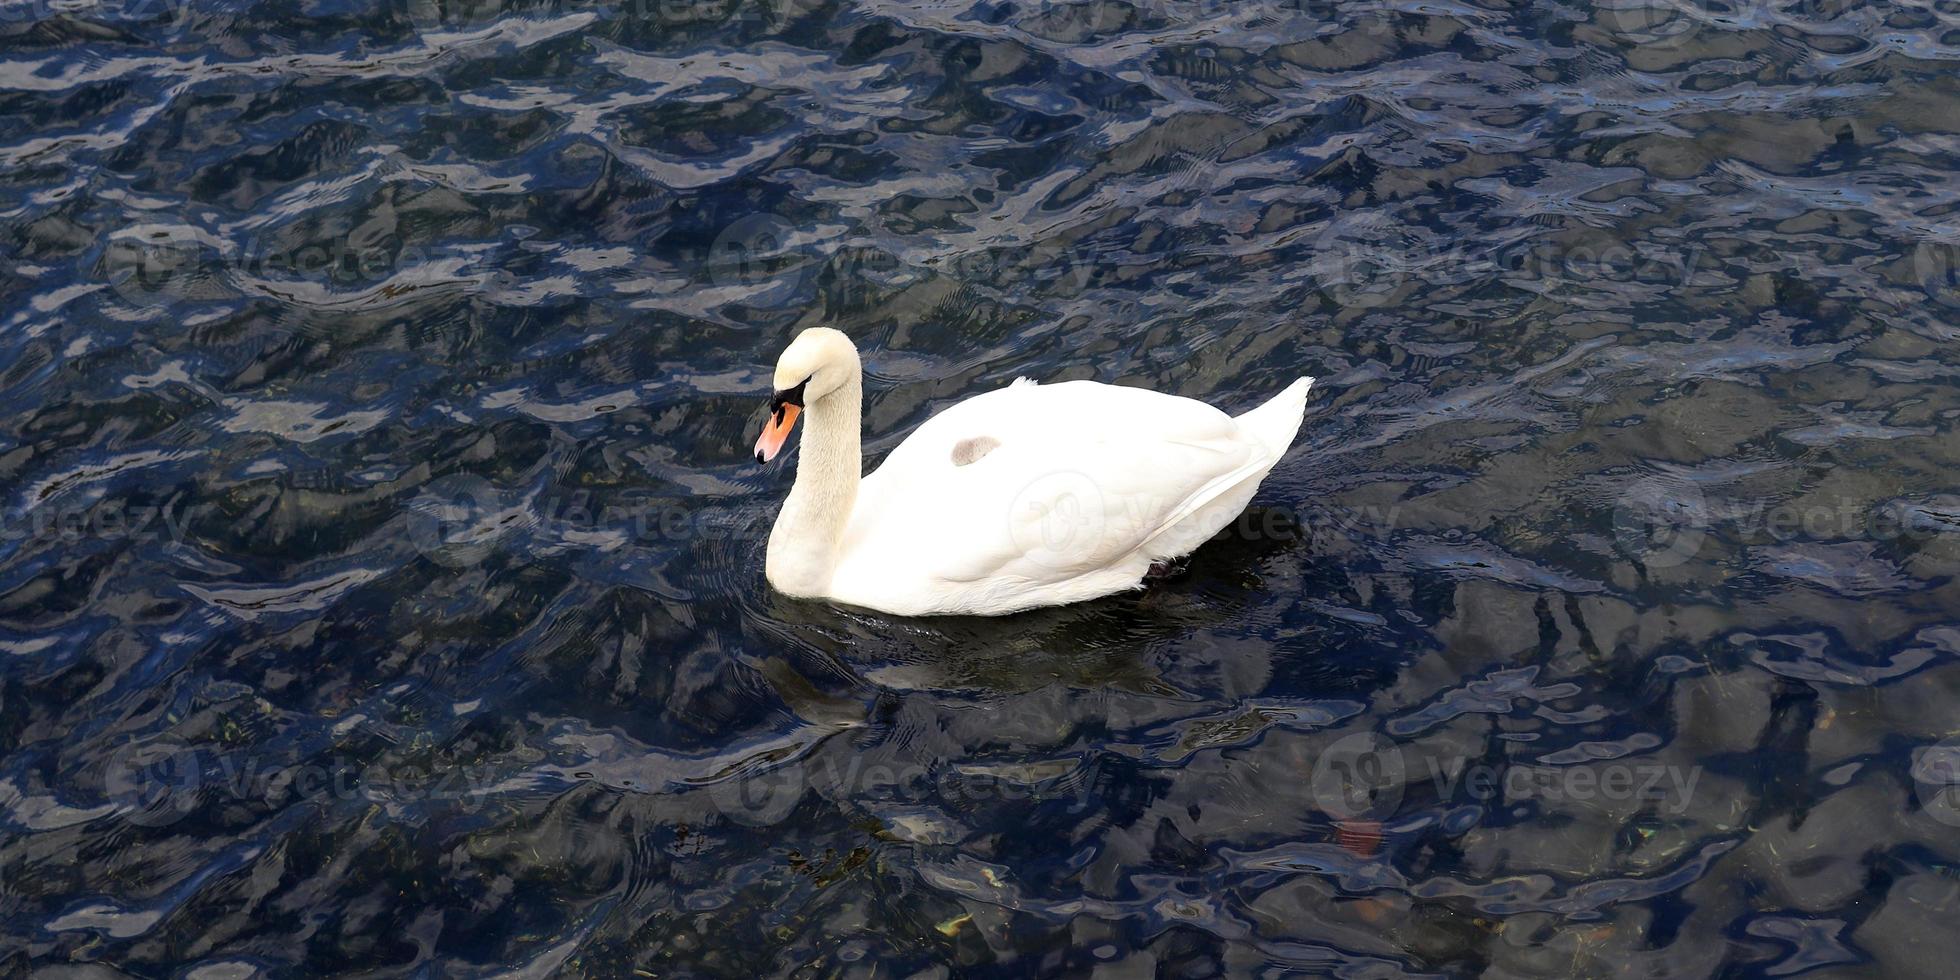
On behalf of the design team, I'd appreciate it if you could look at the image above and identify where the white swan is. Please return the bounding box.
[753,328,1315,616]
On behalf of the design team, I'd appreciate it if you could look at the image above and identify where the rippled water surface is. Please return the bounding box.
[5,0,1960,975]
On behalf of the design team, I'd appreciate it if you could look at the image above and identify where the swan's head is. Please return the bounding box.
[755,327,859,463]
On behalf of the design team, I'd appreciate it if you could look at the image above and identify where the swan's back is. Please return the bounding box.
[828,377,1312,616]
[874,379,1235,468]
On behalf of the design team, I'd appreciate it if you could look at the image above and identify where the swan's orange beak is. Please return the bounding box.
[754,403,800,463]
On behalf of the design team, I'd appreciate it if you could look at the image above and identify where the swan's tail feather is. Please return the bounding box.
[1235,376,1315,459]
[1129,377,1317,562]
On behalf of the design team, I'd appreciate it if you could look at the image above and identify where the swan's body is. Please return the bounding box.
[755,329,1314,616]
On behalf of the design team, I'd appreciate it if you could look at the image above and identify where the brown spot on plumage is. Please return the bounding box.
[950,436,1001,466]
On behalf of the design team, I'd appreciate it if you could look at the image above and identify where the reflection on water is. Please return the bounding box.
[3,0,1960,975]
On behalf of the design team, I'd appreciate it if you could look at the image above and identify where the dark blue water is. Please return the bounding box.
[4,0,1960,975]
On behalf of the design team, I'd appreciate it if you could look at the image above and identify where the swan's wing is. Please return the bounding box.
[838,380,1268,591]
[864,379,1239,482]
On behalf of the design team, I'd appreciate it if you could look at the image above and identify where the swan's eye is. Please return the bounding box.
[770,377,811,413]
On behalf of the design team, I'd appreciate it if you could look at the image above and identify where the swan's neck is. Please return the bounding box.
[766,375,861,597]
